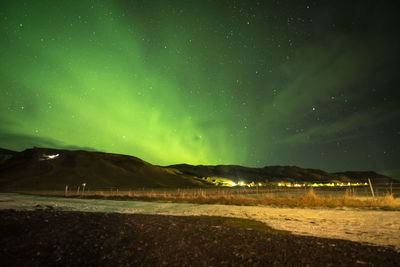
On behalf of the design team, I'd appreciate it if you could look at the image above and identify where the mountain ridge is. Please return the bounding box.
[0,147,207,190]
[0,147,394,190]
[167,164,392,184]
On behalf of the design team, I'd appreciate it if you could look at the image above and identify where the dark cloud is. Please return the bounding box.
[0,131,97,152]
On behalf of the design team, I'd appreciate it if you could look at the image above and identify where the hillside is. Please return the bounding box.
[333,171,392,184]
[168,164,393,184]
[0,147,394,190]
[0,148,207,190]
[0,148,17,164]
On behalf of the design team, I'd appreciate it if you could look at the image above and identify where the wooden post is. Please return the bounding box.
[368,178,375,200]
[65,185,68,197]
[82,183,86,197]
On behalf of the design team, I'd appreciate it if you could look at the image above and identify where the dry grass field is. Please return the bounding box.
[15,185,400,209]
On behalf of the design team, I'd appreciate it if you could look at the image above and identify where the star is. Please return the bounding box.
[0,0,398,174]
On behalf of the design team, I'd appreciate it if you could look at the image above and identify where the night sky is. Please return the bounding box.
[1,1,399,176]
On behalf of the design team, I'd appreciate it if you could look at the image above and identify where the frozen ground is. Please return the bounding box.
[1,193,399,251]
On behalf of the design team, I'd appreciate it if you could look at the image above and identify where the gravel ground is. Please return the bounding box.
[0,209,399,266]
[2,193,400,250]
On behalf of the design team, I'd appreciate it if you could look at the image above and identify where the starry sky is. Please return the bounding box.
[0,0,399,176]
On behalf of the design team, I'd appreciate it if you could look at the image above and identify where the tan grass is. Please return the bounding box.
[14,187,400,209]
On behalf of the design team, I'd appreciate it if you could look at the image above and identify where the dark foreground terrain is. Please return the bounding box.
[0,210,399,266]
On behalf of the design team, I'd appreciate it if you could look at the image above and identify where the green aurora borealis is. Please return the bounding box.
[1,1,399,176]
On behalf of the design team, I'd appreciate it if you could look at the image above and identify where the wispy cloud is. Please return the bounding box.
[279,108,398,145]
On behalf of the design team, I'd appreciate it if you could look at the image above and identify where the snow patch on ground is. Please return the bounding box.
[1,193,399,251]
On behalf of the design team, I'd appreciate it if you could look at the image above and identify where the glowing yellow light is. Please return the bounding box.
[40,153,60,160]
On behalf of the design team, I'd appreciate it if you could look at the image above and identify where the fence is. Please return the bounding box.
[59,183,400,199]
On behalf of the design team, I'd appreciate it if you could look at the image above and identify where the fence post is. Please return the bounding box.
[81,183,86,197]
[368,178,375,200]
